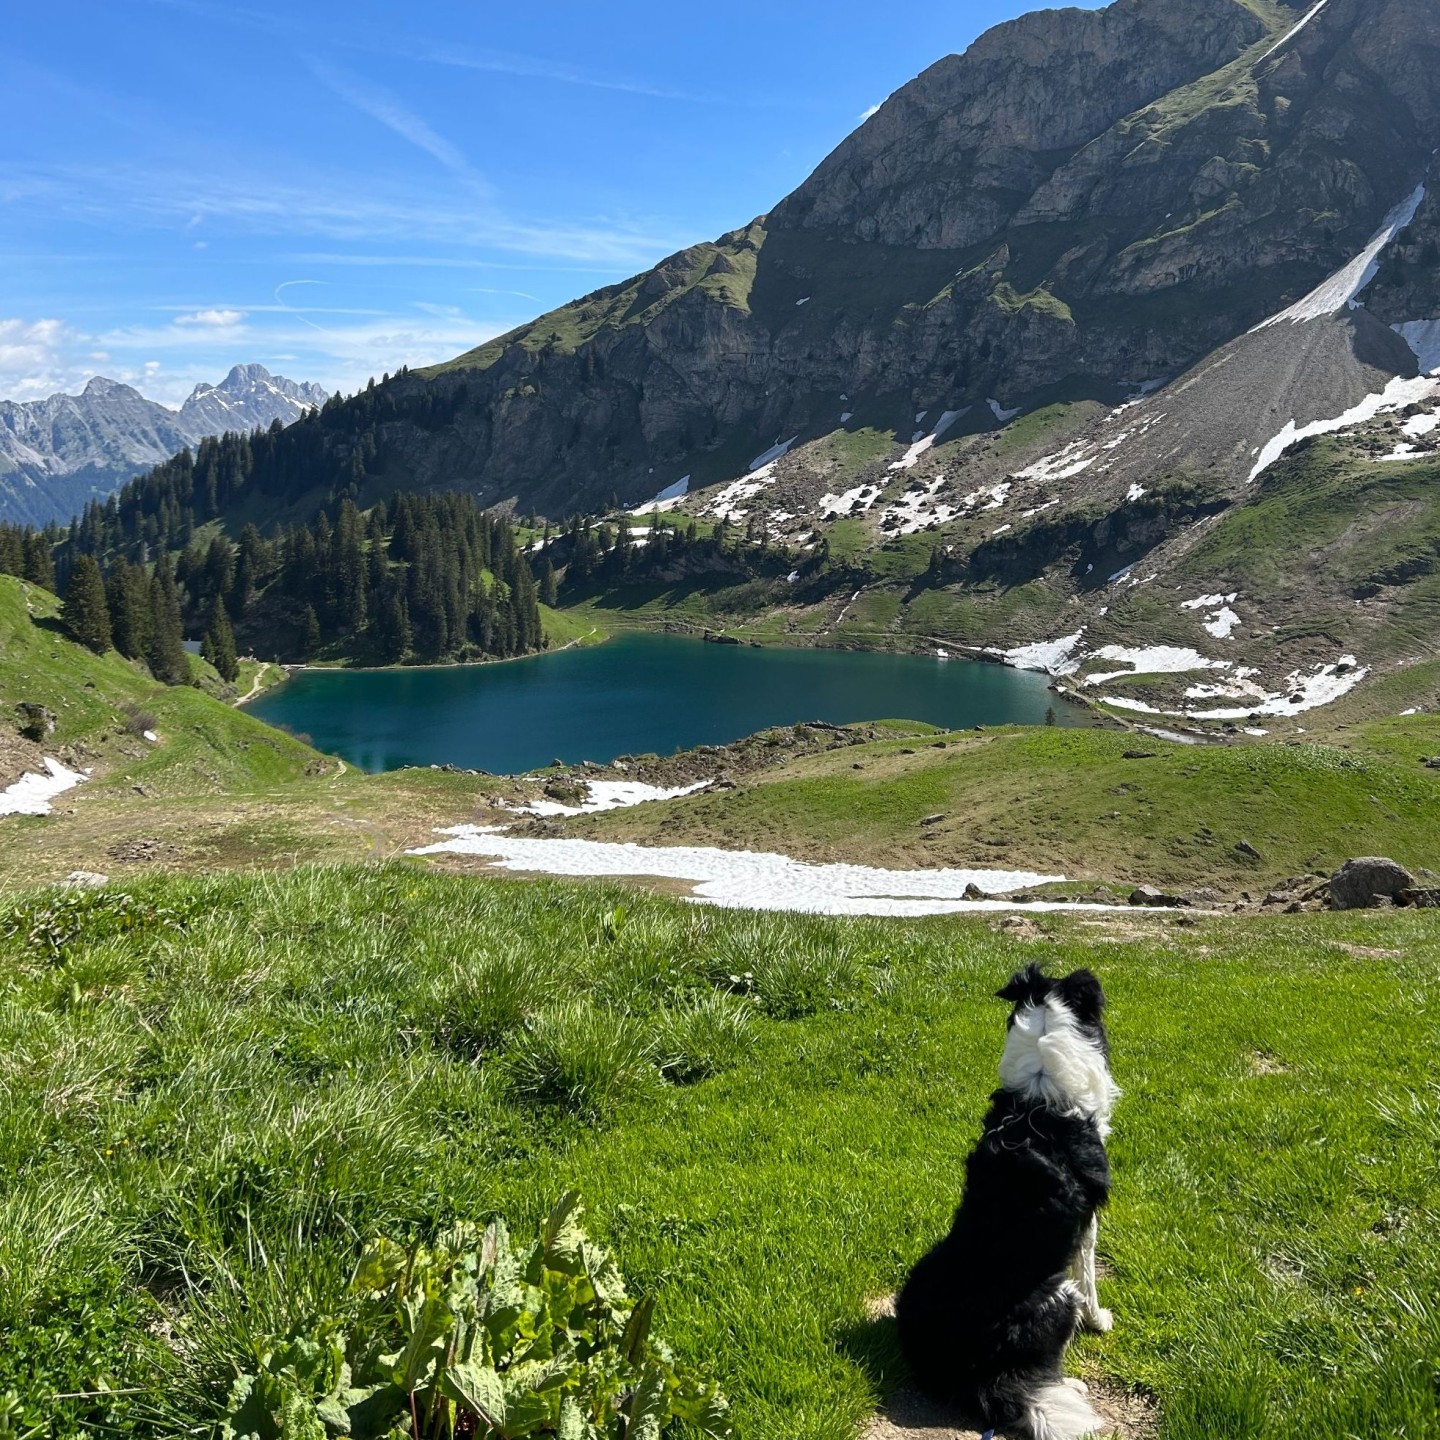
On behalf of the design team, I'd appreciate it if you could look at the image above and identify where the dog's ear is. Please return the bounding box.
[996,962,1051,1005]
[1054,968,1106,1026]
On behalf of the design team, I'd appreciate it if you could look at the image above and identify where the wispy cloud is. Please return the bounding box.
[309,60,488,191]
[175,307,245,327]
[1,161,686,268]
[859,103,883,121]
[140,0,720,105]
[284,253,634,275]
[396,38,710,103]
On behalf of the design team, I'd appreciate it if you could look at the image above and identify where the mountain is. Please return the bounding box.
[65,0,1440,721]
[0,365,329,526]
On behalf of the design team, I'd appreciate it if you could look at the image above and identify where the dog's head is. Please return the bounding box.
[997,963,1108,1055]
[995,964,1116,1126]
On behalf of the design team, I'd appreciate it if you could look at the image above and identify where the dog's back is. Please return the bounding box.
[895,967,1116,1440]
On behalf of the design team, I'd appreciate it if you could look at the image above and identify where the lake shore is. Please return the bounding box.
[245,630,1072,777]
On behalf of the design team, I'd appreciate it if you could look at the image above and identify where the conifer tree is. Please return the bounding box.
[62,554,112,652]
[23,532,55,591]
[203,599,240,682]
[540,559,559,608]
[299,603,321,659]
[106,557,151,661]
[0,525,24,578]
[147,562,190,685]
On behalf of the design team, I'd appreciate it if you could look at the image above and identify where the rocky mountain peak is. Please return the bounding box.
[0,364,330,526]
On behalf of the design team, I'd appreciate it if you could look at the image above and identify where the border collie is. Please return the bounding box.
[894,965,1119,1439]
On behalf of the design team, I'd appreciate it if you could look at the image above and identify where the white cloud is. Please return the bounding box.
[0,307,516,409]
[860,103,882,121]
[175,307,245,327]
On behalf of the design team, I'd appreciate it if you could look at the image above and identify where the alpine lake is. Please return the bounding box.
[248,631,1073,774]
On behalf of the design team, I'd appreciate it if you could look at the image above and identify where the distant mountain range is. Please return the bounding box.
[0,365,330,526]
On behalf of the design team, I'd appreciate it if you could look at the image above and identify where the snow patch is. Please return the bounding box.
[1084,646,1231,687]
[987,398,1021,423]
[1126,483,1147,502]
[507,779,713,818]
[0,758,88,818]
[1250,373,1440,480]
[819,483,883,516]
[1258,0,1329,62]
[1254,181,1425,328]
[889,409,967,471]
[632,475,690,513]
[1395,319,1440,376]
[749,437,799,472]
[795,297,811,307]
[1017,441,1096,483]
[408,829,1102,917]
[1002,631,1085,676]
[1100,657,1368,720]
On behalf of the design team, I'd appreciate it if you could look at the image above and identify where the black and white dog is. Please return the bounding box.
[895,965,1118,1439]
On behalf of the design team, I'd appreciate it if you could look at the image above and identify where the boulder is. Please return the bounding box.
[1129,885,1188,908]
[63,871,109,888]
[1329,857,1416,911]
[1235,840,1262,860]
[1397,888,1440,909]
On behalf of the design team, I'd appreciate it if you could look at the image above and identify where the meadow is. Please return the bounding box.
[2,865,1436,1439]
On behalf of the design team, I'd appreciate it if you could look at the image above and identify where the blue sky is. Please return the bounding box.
[2,0,1077,407]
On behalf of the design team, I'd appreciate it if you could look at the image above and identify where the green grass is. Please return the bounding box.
[583,723,1440,890]
[0,576,318,798]
[539,603,611,649]
[0,865,1436,1439]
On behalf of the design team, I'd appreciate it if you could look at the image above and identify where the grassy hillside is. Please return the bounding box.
[1,865,1436,1439]
[0,576,317,792]
[0,574,524,884]
[579,721,1440,892]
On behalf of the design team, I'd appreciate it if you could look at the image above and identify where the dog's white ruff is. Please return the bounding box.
[998,997,1119,1136]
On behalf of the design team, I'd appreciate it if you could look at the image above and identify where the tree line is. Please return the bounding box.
[1,490,545,683]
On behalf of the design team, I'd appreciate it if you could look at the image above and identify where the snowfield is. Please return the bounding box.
[506,779,713,818]
[1254,182,1425,329]
[0,758,88,818]
[408,828,1126,917]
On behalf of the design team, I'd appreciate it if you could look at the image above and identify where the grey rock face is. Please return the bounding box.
[0,365,328,527]
[331,0,1440,522]
[1329,857,1417,910]
[178,364,330,437]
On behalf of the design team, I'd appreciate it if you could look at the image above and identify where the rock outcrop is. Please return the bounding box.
[1329,857,1417,910]
[311,0,1440,521]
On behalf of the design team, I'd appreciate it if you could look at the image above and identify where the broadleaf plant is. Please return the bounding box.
[220,1194,730,1440]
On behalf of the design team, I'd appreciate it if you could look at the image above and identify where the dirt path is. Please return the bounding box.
[234,664,278,706]
[863,1381,1157,1440]
[859,1297,1157,1440]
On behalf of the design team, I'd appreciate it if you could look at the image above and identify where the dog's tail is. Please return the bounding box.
[1018,1381,1104,1440]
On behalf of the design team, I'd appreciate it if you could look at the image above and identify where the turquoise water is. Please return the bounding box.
[248,633,1069,774]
